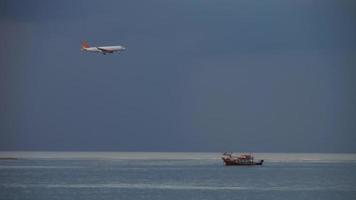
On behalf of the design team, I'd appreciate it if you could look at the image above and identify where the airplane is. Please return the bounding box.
[81,41,126,55]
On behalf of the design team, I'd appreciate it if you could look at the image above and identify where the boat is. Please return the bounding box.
[222,152,264,166]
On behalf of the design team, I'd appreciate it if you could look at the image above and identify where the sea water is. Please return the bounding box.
[0,152,355,200]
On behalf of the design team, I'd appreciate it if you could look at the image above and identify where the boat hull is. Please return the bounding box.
[222,158,264,166]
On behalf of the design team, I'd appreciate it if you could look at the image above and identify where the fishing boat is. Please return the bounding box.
[222,152,264,166]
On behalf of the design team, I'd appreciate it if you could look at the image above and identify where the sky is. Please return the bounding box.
[0,0,355,152]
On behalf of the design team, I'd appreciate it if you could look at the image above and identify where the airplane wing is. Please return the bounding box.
[97,47,114,53]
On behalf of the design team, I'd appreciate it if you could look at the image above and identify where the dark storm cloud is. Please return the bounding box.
[0,0,355,152]
[0,1,87,22]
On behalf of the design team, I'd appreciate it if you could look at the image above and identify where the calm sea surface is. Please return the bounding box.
[0,152,355,200]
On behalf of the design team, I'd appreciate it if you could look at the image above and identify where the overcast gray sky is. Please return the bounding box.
[1,0,355,152]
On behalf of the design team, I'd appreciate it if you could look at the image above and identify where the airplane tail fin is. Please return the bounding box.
[81,41,89,50]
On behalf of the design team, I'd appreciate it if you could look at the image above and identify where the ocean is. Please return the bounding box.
[0,152,355,200]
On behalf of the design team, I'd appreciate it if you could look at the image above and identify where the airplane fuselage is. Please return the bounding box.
[82,46,126,54]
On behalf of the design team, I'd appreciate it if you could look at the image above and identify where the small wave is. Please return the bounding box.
[0,166,83,169]
[2,183,356,192]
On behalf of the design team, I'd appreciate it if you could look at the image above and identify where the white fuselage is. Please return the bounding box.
[82,46,126,54]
